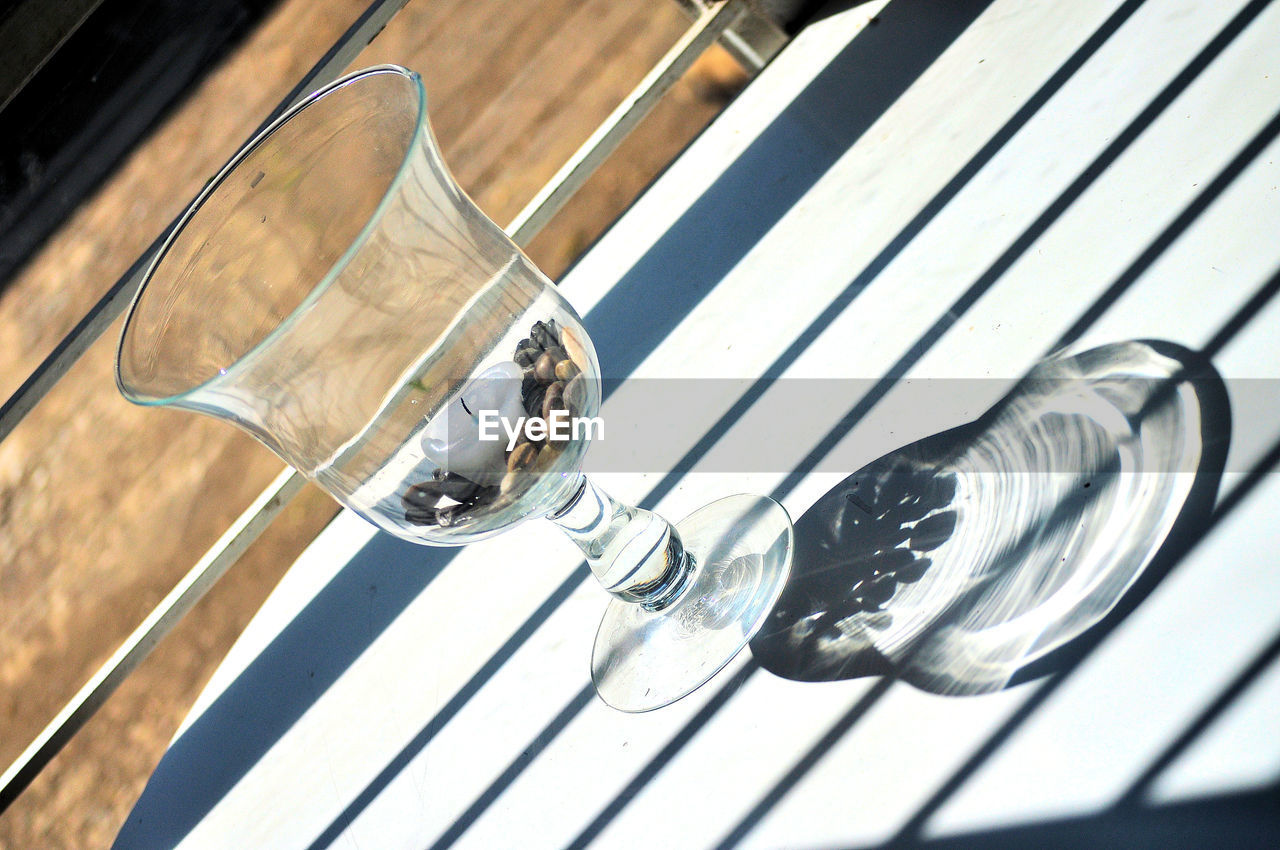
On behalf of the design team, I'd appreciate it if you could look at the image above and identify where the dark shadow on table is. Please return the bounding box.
[752,340,1231,694]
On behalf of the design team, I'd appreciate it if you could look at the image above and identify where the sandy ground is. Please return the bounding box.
[0,1,746,845]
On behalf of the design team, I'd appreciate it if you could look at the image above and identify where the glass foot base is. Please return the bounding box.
[591,494,793,712]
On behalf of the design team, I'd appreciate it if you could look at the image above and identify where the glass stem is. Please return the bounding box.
[549,475,693,611]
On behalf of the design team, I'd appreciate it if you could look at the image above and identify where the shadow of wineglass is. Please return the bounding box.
[751,339,1231,694]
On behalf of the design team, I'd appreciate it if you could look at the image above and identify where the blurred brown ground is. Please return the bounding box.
[0,1,747,846]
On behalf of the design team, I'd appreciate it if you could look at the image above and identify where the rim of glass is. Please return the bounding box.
[115,64,427,406]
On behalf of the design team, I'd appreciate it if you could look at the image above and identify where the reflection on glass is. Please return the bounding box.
[752,341,1229,694]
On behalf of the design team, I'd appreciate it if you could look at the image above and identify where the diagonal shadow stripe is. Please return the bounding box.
[1197,264,1280,362]
[1051,113,1280,353]
[861,782,1280,848]
[111,533,457,848]
[1114,628,1280,807]
[301,565,589,850]
[710,678,896,850]
[353,3,1280,847]
[563,662,761,850]
[424,686,597,850]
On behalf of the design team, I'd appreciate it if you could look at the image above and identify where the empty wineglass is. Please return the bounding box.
[115,65,792,711]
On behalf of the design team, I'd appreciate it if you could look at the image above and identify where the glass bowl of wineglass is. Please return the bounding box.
[115,65,792,711]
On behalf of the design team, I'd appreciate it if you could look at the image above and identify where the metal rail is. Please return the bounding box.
[0,0,774,812]
[507,0,746,243]
[0,0,414,447]
[0,469,306,811]
[669,0,788,72]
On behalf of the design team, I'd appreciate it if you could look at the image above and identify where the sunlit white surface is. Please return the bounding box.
[118,0,1280,847]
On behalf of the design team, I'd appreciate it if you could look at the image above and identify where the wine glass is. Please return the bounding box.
[115,65,792,712]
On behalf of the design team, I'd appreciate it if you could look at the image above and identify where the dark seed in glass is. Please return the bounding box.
[402,480,444,512]
[531,321,556,349]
